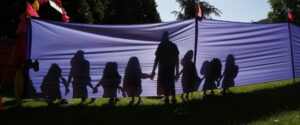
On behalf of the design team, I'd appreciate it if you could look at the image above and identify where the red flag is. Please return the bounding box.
[62,9,70,23]
[288,11,294,21]
[197,3,202,18]
[26,3,39,17]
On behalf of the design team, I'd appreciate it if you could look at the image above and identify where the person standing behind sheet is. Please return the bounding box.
[151,31,179,104]
[201,58,222,96]
[123,57,151,104]
[41,63,69,104]
[176,50,200,101]
[211,58,222,88]
[66,50,94,103]
[221,54,239,94]
[93,62,125,104]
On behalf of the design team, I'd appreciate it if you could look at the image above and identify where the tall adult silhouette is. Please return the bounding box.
[66,50,93,103]
[151,31,179,104]
[221,54,239,94]
[41,63,69,104]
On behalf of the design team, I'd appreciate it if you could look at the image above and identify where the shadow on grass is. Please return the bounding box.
[1,83,300,125]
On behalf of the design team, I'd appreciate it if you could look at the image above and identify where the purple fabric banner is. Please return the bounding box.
[28,19,298,99]
[196,20,293,87]
[29,19,195,98]
[291,24,300,78]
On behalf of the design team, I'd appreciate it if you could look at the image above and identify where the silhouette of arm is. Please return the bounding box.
[117,86,126,97]
[175,69,183,81]
[151,57,159,79]
[93,79,102,94]
[141,73,151,79]
[60,76,70,95]
[175,56,179,76]
[94,79,103,88]
[87,80,94,89]
[66,67,73,88]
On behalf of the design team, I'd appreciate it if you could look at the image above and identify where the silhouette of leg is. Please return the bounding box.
[211,89,214,95]
[81,98,86,103]
[60,99,68,104]
[90,98,96,103]
[115,97,120,102]
[222,88,226,94]
[109,97,114,104]
[129,96,134,104]
[163,85,170,104]
[186,92,189,100]
[137,97,142,103]
[180,94,184,100]
[171,86,176,104]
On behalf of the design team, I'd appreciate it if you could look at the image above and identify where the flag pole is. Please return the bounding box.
[287,21,296,83]
[194,17,199,64]
[194,0,200,65]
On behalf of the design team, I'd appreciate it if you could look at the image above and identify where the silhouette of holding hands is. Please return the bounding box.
[93,62,125,104]
[41,63,69,104]
[123,57,151,104]
[151,31,179,104]
[66,50,94,103]
[176,50,200,100]
[221,54,239,94]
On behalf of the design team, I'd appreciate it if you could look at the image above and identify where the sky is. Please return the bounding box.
[155,0,271,22]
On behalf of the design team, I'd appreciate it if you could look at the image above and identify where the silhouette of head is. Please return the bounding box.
[200,60,210,75]
[47,63,61,76]
[127,57,141,70]
[226,54,235,64]
[161,31,170,43]
[181,50,193,65]
[75,50,84,59]
[103,62,120,78]
[211,58,222,78]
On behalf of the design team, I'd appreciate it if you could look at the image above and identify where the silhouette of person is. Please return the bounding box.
[201,58,222,96]
[123,57,151,104]
[41,63,69,104]
[221,54,239,94]
[93,62,125,104]
[176,50,200,100]
[211,58,222,87]
[66,50,93,103]
[151,31,179,104]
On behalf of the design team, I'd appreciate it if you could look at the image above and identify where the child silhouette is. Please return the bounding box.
[123,57,151,104]
[176,50,200,100]
[94,62,125,104]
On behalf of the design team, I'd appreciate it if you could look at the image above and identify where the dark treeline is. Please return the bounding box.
[0,0,161,39]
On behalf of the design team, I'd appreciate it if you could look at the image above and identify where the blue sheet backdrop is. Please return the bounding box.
[28,19,298,98]
[291,24,300,78]
[196,20,293,87]
[28,19,195,98]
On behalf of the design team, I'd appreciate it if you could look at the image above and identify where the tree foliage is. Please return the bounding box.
[0,0,161,39]
[173,0,221,20]
[267,0,300,25]
[63,0,161,24]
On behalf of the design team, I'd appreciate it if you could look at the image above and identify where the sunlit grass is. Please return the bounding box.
[1,79,300,125]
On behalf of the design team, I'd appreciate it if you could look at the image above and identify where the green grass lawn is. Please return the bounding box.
[1,80,300,125]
